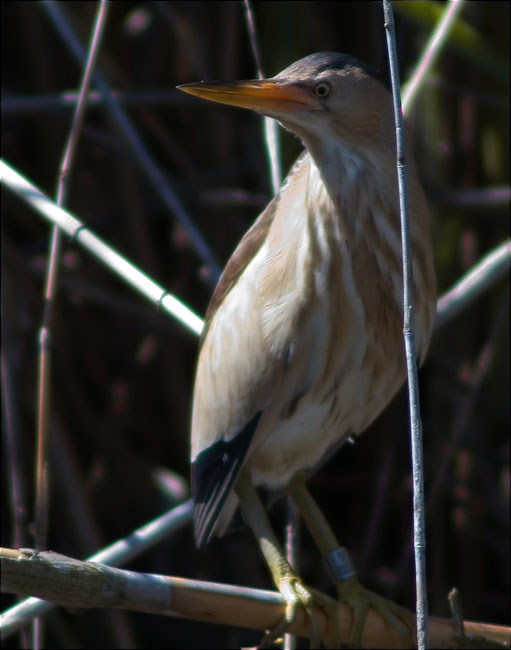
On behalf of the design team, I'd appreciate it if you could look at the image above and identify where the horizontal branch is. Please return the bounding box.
[1,548,509,648]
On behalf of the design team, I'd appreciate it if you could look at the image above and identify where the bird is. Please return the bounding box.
[178,52,436,647]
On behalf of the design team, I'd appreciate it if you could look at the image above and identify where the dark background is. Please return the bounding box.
[1,1,509,648]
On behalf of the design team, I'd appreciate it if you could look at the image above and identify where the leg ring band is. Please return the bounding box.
[325,546,356,582]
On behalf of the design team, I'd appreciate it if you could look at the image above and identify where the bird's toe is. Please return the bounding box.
[337,576,414,648]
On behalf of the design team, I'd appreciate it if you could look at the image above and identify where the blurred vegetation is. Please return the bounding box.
[1,1,509,648]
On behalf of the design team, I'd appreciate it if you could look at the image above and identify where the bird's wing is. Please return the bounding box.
[191,194,279,547]
[199,192,278,347]
[199,150,310,344]
[191,154,318,546]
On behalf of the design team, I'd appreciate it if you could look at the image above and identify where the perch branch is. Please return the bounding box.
[1,548,509,648]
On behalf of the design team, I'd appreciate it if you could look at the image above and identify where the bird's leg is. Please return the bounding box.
[287,472,415,648]
[235,471,341,648]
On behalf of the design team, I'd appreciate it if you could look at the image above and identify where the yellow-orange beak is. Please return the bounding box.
[177,79,314,114]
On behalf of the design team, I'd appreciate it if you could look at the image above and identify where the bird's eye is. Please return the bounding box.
[313,82,331,99]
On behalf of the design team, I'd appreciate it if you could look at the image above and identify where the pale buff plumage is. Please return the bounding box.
[180,52,436,549]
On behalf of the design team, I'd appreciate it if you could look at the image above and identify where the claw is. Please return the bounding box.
[337,576,415,648]
[261,574,341,649]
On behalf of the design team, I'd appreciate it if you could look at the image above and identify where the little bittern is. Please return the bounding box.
[179,52,436,646]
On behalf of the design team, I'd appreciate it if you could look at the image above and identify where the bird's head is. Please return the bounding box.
[178,52,393,158]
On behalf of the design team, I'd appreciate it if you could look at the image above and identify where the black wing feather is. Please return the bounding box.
[192,411,262,548]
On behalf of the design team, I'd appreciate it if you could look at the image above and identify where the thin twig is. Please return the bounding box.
[33,4,109,646]
[448,588,465,638]
[383,2,428,648]
[242,0,282,194]
[34,0,109,554]
[42,0,221,283]
[402,0,465,116]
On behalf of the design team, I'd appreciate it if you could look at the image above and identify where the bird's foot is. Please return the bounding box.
[336,576,414,648]
[261,573,341,649]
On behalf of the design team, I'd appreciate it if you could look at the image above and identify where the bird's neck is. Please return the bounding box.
[306,139,399,235]
[270,141,403,291]
[269,144,395,258]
